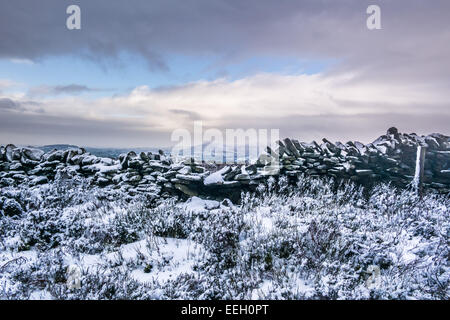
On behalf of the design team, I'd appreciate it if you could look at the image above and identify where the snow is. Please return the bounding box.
[245,206,274,232]
[129,238,202,284]
[29,290,53,300]
[0,175,448,300]
[71,237,204,285]
[203,166,229,186]
[251,276,314,299]
[86,162,120,174]
[181,196,220,213]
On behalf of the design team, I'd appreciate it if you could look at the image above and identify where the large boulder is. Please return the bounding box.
[22,147,44,161]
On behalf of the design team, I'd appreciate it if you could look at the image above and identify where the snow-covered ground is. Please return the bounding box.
[0,176,448,299]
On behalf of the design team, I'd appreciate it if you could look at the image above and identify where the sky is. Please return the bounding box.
[0,0,449,148]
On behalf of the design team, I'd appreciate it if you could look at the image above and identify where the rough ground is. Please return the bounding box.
[0,175,448,300]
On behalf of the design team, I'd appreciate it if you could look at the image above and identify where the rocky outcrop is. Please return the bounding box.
[0,128,449,200]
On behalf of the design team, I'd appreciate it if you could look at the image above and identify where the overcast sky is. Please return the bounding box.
[0,0,449,148]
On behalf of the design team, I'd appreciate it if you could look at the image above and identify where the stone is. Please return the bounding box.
[20,155,39,167]
[235,173,250,181]
[302,152,320,159]
[387,127,399,136]
[284,165,300,171]
[11,148,21,161]
[355,169,373,176]
[0,145,5,161]
[425,137,440,150]
[222,181,241,187]
[12,174,27,181]
[22,148,44,161]
[175,183,198,197]
[97,177,111,186]
[127,174,142,183]
[260,166,280,176]
[245,164,257,175]
[143,175,156,182]
[140,152,149,162]
[276,140,289,156]
[440,170,450,177]
[2,199,23,216]
[283,138,300,158]
[45,150,65,162]
[9,162,23,171]
[128,158,143,170]
[29,176,48,186]
[163,170,177,179]
[292,139,304,153]
[224,166,240,181]
[157,175,168,183]
[192,166,205,173]
[5,144,16,162]
[0,178,15,186]
[323,157,339,165]
[41,160,60,168]
[70,154,83,165]
[175,174,202,183]
[257,154,273,167]
[112,174,124,184]
[66,149,82,163]
[178,166,192,175]
[149,161,168,171]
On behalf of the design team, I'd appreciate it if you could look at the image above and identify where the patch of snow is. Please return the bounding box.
[203,166,229,186]
[181,196,220,213]
[29,290,53,300]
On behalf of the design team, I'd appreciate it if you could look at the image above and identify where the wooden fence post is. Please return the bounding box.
[413,145,427,197]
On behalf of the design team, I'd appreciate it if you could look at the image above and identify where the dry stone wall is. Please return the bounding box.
[0,128,449,200]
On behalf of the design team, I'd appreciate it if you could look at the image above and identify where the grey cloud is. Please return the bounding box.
[217,113,450,145]
[1,0,449,81]
[0,98,19,110]
[0,98,44,113]
[28,84,106,96]
[0,109,170,148]
[52,84,95,94]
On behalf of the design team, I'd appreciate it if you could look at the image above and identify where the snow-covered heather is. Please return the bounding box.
[0,175,448,300]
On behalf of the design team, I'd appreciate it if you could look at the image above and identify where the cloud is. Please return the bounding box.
[0,98,19,110]
[1,71,448,147]
[0,108,169,148]
[1,1,449,146]
[1,0,449,81]
[0,97,43,112]
[10,58,34,65]
[28,84,104,96]
[169,109,202,120]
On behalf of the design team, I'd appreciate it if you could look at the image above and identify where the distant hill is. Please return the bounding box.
[33,143,259,161]
[35,144,170,159]
[36,144,79,153]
